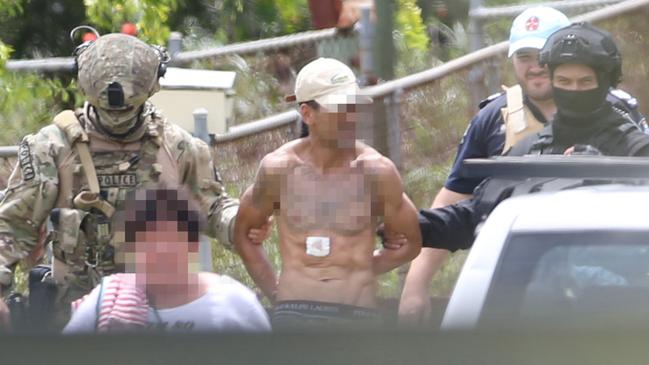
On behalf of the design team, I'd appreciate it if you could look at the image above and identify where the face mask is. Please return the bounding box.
[95,106,141,135]
[552,86,608,120]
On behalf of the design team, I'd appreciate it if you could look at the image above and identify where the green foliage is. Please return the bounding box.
[229,56,285,122]
[83,0,178,44]
[393,0,436,78]
[395,0,430,53]
[137,0,179,45]
[0,42,79,144]
[0,41,10,68]
[84,0,137,33]
[275,0,310,34]
[0,0,23,18]
[211,0,310,43]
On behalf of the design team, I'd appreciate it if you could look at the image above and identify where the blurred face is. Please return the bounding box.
[552,63,598,91]
[512,49,553,101]
[302,102,361,148]
[129,220,198,285]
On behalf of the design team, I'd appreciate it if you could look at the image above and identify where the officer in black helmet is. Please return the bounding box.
[509,22,649,156]
[415,23,649,254]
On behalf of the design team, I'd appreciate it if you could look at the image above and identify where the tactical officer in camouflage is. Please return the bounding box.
[0,33,261,331]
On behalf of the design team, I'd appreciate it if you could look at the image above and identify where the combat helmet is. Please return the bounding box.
[75,32,169,135]
[539,22,622,87]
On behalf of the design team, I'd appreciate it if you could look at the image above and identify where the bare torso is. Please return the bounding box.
[272,140,381,308]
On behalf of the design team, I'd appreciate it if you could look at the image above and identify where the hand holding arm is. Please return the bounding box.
[372,158,422,274]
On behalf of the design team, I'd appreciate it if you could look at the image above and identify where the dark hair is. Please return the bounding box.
[299,120,309,138]
[297,100,319,138]
[299,100,320,110]
[122,187,202,243]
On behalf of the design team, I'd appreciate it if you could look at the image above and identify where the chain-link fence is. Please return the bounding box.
[170,29,359,126]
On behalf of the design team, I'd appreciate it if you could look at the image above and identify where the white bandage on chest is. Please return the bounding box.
[306,236,331,257]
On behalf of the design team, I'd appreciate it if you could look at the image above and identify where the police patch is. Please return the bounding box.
[19,140,35,181]
[97,174,138,187]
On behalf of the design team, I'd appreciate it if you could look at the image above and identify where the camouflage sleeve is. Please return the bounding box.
[180,136,239,249]
[0,130,60,288]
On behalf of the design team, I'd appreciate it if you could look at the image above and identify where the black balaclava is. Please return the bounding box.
[551,68,617,151]
[551,68,611,122]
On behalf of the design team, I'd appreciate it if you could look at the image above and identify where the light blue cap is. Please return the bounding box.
[508,6,571,57]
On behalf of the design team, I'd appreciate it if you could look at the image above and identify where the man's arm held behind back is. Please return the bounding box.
[372,157,422,275]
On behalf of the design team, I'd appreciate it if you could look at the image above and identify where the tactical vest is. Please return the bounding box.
[509,120,649,157]
[49,106,180,292]
[501,85,545,152]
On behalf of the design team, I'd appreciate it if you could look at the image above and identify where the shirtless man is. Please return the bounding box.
[234,58,422,329]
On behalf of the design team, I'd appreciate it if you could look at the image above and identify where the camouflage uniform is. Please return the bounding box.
[0,34,239,325]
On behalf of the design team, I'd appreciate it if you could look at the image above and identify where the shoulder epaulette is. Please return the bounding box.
[478,92,504,109]
[53,110,88,144]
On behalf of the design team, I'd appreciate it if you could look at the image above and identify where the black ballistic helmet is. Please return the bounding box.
[539,22,622,87]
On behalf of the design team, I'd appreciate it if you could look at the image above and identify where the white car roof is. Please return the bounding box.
[441,184,649,330]
[502,185,649,232]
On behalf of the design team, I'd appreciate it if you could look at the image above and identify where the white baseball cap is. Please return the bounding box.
[285,58,371,107]
[508,6,571,57]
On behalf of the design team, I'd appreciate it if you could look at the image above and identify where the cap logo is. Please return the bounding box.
[331,74,349,85]
[526,16,539,31]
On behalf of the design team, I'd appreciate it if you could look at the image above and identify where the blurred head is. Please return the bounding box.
[508,7,570,101]
[540,23,622,118]
[75,33,169,136]
[120,188,203,285]
[287,58,371,148]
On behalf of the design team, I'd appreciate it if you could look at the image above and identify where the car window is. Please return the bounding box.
[478,231,649,329]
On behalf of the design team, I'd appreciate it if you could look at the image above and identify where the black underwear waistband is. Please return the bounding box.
[273,300,379,320]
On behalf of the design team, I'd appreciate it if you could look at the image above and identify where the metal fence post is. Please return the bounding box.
[359,5,374,87]
[372,0,396,157]
[386,89,403,170]
[193,108,213,272]
[374,0,396,81]
[467,0,488,112]
[193,108,210,144]
[168,32,183,58]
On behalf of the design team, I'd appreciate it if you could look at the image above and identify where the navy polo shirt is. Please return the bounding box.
[444,94,507,194]
[445,93,547,194]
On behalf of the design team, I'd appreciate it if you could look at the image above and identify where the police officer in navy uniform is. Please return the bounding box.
[416,22,649,255]
[399,6,646,325]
